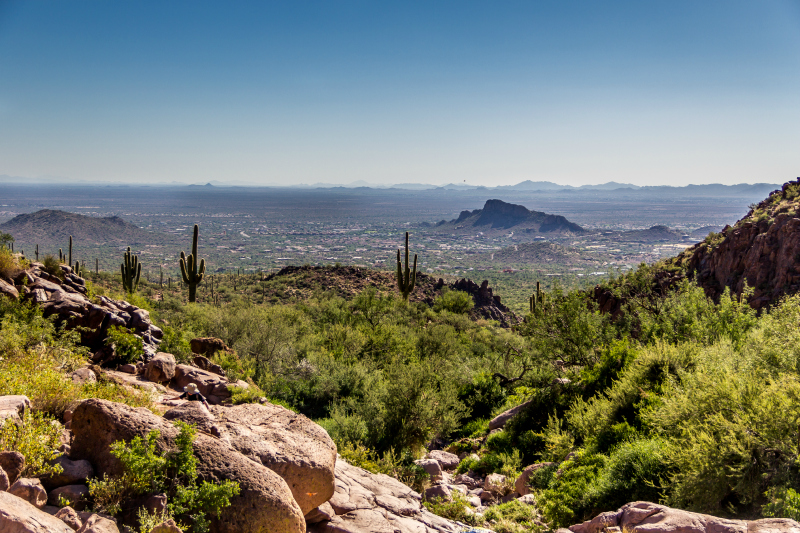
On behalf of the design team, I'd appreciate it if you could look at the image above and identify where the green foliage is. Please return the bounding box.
[483,499,542,533]
[423,491,484,526]
[539,450,606,527]
[158,325,194,363]
[763,487,800,520]
[0,246,23,279]
[335,441,429,492]
[0,231,13,249]
[433,289,474,314]
[105,325,145,364]
[42,254,63,279]
[0,410,64,478]
[91,422,240,532]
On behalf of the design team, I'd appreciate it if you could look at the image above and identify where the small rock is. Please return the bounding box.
[424,484,452,502]
[0,394,32,423]
[304,501,335,525]
[119,364,138,374]
[0,450,25,483]
[149,519,183,533]
[48,484,89,509]
[143,493,168,514]
[488,400,532,430]
[9,477,48,508]
[71,368,97,385]
[414,458,443,481]
[0,465,9,491]
[56,506,83,531]
[77,513,120,533]
[426,450,460,470]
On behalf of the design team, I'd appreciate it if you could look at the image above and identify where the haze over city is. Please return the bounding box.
[0,0,798,188]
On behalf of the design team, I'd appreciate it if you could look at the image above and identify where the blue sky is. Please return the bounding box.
[0,1,798,186]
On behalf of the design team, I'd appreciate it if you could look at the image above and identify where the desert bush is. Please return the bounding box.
[0,246,23,280]
[336,441,429,492]
[42,254,63,279]
[539,450,606,527]
[423,491,484,526]
[0,410,64,478]
[483,499,542,533]
[433,289,474,314]
[89,422,240,532]
[763,487,800,520]
[105,325,144,364]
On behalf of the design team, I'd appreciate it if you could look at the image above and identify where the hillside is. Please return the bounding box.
[619,225,686,243]
[0,209,156,246]
[433,199,584,234]
[671,179,800,308]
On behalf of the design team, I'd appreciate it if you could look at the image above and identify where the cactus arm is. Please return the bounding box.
[409,254,417,292]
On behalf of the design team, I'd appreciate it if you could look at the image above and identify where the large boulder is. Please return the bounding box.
[9,478,48,509]
[55,507,83,531]
[0,465,9,490]
[143,353,176,383]
[47,485,89,509]
[179,402,337,514]
[0,278,19,299]
[569,501,800,533]
[0,490,74,533]
[171,365,231,404]
[69,399,304,533]
[425,450,460,471]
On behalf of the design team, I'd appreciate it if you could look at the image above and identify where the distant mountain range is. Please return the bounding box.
[429,199,584,234]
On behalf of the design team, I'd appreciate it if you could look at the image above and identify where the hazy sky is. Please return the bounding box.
[0,1,798,187]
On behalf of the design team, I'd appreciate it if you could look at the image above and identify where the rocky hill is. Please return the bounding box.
[264,265,520,326]
[619,225,687,243]
[433,199,584,234]
[673,179,800,308]
[0,209,155,246]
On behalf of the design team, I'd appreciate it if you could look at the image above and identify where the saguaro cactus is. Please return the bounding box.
[121,247,142,293]
[530,281,545,314]
[180,224,205,303]
[396,231,417,300]
[68,236,73,267]
[35,244,39,261]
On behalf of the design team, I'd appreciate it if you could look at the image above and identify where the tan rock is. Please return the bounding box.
[9,478,48,509]
[55,506,83,531]
[483,473,508,495]
[0,278,19,299]
[149,520,183,533]
[144,353,176,383]
[569,501,800,533]
[488,400,531,430]
[206,402,337,514]
[71,368,96,385]
[414,458,442,481]
[70,399,305,533]
[0,395,32,423]
[304,502,335,525]
[0,490,73,533]
[515,462,554,496]
[42,457,93,490]
[172,365,231,404]
[76,514,119,533]
[425,450,460,471]
[0,464,9,490]
[190,337,231,357]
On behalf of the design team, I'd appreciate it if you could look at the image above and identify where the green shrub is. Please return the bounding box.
[105,326,145,364]
[458,372,507,422]
[0,410,64,478]
[763,487,800,520]
[159,326,194,363]
[433,289,474,314]
[336,441,429,492]
[89,422,240,532]
[0,246,22,280]
[42,254,63,279]
[484,499,542,533]
[539,450,606,527]
[423,491,484,526]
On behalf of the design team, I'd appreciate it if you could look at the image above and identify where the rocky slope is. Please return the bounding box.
[673,178,800,309]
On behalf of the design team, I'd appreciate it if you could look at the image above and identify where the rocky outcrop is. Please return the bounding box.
[567,501,800,533]
[209,403,337,514]
[451,278,519,327]
[171,365,232,404]
[0,490,73,533]
[143,353,176,384]
[679,181,800,309]
[69,399,305,533]
[308,459,461,533]
[190,337,231,357]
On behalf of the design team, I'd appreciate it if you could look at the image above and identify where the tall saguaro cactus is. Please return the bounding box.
[68,236,73,267]
[121,247,141,293]
[180,224,205,303]
[396,231,417,301]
